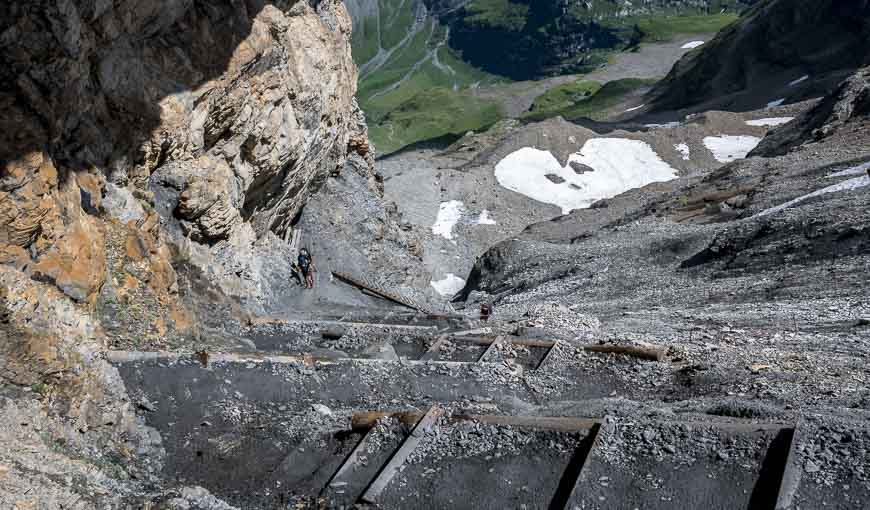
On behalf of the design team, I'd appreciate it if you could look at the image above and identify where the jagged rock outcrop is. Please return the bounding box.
[0,2,372,505]
[1,0,369,319]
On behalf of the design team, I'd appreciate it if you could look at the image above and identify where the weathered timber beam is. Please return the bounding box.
[360,405,442,503]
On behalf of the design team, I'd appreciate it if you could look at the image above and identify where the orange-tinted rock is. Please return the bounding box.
[0,245,29,271]
[170,304,194,333]
[30,216,106,303]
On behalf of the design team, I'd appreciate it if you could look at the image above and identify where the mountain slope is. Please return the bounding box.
[344,0,753,154]
[647,0,870,114]
[444,0,749,80]
[751,67,870,156]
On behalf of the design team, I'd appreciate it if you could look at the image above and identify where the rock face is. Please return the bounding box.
[751,66,870,157]
[0,0,378,506]
[1,0,369,318]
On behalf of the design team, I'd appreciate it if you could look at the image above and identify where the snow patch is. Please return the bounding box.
[681,40,705,49]
[767,98,786,108]
[494,139,678,214]
[703,135,762,163]
[645,122,681,129]
[432,200,464,240]
[756,174,870,218]
[828,162,870,178]
[789,75,810,87]
[746,117,794,127]
[624,104,645,113]
[476,210,497,225]
[430,274,466,297]
[674,143,691,161]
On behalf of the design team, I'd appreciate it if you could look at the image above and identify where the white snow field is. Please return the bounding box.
[645,122,681,129]
[494,139,678,214]
[674,143,691,161]
[828,161,870,178]
[746,117,794,127]
[476,210,497,225]
[430,273,466,296]
[767,98,786,108]
[624,104,645,112]
[703,135,762,163]
[432,200,464,240]
[756,172,870,218]
[681,40,705,49]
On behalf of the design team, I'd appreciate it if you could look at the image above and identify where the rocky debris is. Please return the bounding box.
[406,418,579,465]
[0,398,139,509]
[363,343,400,361]
[296,151,432,312]
[163,486,240,510]
[794,418,870,487]
[363,417,406,456]
[0,276,165,506]
[595,417,775,469]
[513,302,600,341]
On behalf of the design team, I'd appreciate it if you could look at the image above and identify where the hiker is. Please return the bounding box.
[297,248,316,289]
[479,302,492,322]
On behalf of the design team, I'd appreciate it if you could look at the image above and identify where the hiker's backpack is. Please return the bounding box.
[298,252,311,271]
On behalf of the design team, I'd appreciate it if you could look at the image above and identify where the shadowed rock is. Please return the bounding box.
[0,0,367,316]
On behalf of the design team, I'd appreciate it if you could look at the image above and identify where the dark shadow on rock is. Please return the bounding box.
[647,0,870,115]
[747,427,794,510]
[0,0,282,183]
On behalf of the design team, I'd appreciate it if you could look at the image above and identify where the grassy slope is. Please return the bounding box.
[517,12,739,123]
[369,88,503,154]
[379,0,415,49]
[356,12,505,155]
[600,12,740,44]
[525,78,658,122]
[527,80,603,116]
[462,0,529,31]
[634,13,739,42]
[352,2,742,154]
[352,14,380,64]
